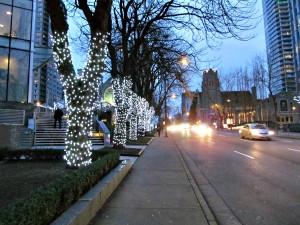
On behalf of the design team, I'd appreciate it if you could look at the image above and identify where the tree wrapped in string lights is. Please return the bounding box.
[128,93,138,141]
[52,32,108,168]
[137,98,147,136]
[112,77,132,148]
[146,106,155,132]
[46,0,111,168]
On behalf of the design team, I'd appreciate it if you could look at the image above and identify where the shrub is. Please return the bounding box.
[0,150,120,225]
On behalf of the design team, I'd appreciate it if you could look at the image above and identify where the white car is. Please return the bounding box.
[239,123,274,140]
[191,123,213,136]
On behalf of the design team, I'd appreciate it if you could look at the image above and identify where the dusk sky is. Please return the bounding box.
[71,0,266,83]
[203,0,266,73]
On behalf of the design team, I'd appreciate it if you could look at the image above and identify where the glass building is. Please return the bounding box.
[263,0,300,95]
[33,0,63,108]
[0,0,35,104]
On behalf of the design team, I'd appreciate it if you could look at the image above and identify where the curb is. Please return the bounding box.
[51,159,132,225]
[173,136,242,225]
[174,141,218,225]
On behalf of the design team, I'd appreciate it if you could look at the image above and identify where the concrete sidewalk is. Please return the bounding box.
[89,136,217,225]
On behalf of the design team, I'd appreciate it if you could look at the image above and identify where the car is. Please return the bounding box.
[239,123,274,140]
[191,123,213,136]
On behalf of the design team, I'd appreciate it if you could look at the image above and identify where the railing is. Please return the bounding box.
[0,109,25,125]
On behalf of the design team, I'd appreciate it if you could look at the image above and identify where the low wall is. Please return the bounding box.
[0,125,33,149]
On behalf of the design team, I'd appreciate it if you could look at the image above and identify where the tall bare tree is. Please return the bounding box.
[45,0,258,162]
[250,54,280,132]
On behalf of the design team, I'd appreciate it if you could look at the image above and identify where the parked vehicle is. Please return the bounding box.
[239,123,274,140]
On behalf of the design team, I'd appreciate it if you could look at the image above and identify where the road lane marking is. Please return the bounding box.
[279,140,293,143]
[234,151,255,159]
[287,148,300,152]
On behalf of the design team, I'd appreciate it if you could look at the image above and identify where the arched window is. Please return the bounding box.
[103,87,114,105]
[280,100,288,111]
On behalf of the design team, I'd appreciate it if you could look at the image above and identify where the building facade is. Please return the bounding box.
[0,0,35,106]
[263,0,300,94]
[182,69,255,127]
[33,0,63,108]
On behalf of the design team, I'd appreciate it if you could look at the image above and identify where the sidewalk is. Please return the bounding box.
[89,136,216,225]
[276,130,300,139]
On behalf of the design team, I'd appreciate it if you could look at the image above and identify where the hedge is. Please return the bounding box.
[0,150,120,225]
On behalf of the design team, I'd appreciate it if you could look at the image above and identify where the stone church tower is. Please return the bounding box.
[201,69,222,123]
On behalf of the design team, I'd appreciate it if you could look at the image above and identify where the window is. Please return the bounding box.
[11,7,32,40]
[280,100,288,111]
[7,49,29,102]
[0,47,9,101]
[0,4,12,37]
[14,0,33,10]
[104,87,114,105]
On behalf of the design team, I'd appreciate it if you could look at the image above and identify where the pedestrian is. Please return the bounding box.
[54,108,64,129]
[157,124,162,137]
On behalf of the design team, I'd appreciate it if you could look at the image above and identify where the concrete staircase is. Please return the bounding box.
[34,113,104,146]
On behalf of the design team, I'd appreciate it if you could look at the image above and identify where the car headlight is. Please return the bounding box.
[251,130,260,135]
[268,130,274,135]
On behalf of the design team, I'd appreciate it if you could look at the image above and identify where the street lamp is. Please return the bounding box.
[164,55,189,137]
[164,77,168,137]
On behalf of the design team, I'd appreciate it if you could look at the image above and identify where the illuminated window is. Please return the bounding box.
[104,87,115,105]
[0,48,9,100]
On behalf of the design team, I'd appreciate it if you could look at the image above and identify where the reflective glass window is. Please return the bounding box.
[0,4,12,37]
[0,47,9,101]
[0,36,9,47]
[11,7,31,40]
[0,0,12,4]
[10,38,30,50]
[8,49,29,102]
[14,0,33,10]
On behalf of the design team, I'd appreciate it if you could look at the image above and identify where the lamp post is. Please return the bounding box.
[164,77,168,137]
[163,55,188,137]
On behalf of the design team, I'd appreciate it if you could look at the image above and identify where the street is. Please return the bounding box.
[171,128,300,225]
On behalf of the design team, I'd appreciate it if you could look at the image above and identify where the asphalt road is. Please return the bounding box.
[172,128,300,225]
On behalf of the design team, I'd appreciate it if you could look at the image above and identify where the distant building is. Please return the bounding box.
[268,92,300,125]
[263,0,300,94]
[33,0,63,108]
[0,0,63,114]
[182,69,255,127]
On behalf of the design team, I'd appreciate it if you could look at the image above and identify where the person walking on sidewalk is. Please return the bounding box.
[54,108,64,129]
[157,124,162,137]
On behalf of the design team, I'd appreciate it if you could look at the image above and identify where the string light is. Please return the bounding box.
[52,31,108,168]
[137,98,146,136]
[112,77,132,148]
[128,93,138,140]
[146,106,155,131]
